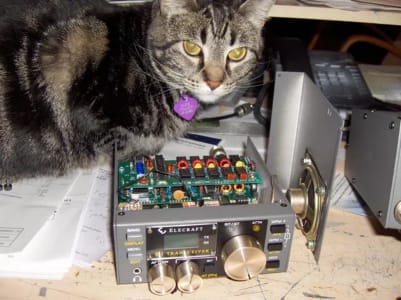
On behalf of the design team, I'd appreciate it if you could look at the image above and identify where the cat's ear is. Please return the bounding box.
[157,0,199,17]
[239,0,276,28]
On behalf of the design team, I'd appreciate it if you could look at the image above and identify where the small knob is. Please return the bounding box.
[176,261,203,293]
[148,263,176,296]
[221,235,266,281]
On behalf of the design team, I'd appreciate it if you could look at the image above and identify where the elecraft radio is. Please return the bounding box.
[112,139,295,295]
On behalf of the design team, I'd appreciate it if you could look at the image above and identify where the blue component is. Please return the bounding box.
[135,161,145,178]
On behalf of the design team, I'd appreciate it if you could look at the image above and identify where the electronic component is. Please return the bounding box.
[112,138,295,295]
[117,153,262,209]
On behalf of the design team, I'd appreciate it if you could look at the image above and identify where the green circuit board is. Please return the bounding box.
[117,154,263,210]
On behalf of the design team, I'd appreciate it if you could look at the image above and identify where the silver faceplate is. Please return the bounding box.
[267,71,344,260]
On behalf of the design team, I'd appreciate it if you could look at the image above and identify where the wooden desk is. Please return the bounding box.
[271,0,401,26]
[1,208,400,300]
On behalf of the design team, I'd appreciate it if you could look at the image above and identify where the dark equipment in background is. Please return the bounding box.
[345,109,401,230]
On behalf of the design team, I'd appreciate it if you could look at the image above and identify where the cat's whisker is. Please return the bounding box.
[129,45,185,85]
[133,45,186,80]
[236,81,269,90]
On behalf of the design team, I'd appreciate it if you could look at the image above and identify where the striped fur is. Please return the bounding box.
[0,0,274,181]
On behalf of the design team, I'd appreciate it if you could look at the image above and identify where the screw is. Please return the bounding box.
[302,157,312,166]
[118,211,125,216]
[363,113,368,119]
[316,186,326,195]
[377,210,383,218]
[389,122,395,129]
[327,109,333,117]
[306,240,315,250]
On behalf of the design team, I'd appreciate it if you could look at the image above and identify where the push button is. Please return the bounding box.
[266,260,280,269]
[270,224,286,234]
[126,233,143,242]
[127,252,144,260]
[267,242,283,252]
[203,261,216,273]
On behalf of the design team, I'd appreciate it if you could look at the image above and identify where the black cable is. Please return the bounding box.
[196,102,254,123]
[253,82,271,126]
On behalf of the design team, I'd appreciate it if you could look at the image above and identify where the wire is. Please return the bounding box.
[253,82,272,127]
[196,102,255,123]
[340,34,401,59]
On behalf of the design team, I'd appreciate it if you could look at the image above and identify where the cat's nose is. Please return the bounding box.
[206,80,222,90]
[204,64,224,90]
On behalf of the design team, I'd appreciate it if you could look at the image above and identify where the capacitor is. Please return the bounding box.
[167,164,175,173]
[135,161,145,178]
[146,159,154,171]
[139,177,148,184]
[173,190,186,201]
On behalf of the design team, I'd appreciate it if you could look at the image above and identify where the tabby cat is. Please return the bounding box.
[0,0,275,181]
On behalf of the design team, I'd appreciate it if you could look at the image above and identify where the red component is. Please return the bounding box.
[177,159,189,169]
[167,164,175,173]
[239,173,248,180]
[146,159,154,170]
[219,158,231,168]
[191,159,203,169]
[226,173,236,180]
[139,177,148,184]
[205,158,217,169]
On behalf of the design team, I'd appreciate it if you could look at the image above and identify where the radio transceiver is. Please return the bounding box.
[112,72,343,295]
[112,138,295,295]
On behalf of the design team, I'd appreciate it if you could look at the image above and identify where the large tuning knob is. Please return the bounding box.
[221,235,266,281]
[176,261,203,293]
[148,263,176,296]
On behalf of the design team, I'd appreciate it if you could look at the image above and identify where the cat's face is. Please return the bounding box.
[148,0,275,104]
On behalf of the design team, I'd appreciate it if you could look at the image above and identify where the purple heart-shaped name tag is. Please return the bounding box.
[174,95,199,121]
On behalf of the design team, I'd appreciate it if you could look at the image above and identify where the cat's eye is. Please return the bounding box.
[228,47,247,61]
[183,40,202,56]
